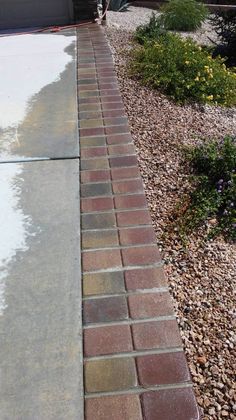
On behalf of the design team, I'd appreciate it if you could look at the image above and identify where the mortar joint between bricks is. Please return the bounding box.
[84,347,184,362]
[80,165,137,173]
[81,244,159,253]
[84,382,194,399]
[83,315,177,329]
[81,153,137,159]
[81,207,150,215]
[81,177,141,185]
[82,225,153,233]
[81,191,147,199]
[82,262,164,274]
[82,288,169,301]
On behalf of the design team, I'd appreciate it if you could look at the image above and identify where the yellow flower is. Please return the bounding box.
[207,95,213,101]
[185,60,190,65]
[204,65,212,74]
[195,76,199,81]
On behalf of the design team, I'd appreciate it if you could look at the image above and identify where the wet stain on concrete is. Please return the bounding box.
[0,160,82,419]
[11,61,78,159]
[0,31,78,161]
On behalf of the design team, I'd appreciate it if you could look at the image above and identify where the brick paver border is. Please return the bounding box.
[77,24,200,420]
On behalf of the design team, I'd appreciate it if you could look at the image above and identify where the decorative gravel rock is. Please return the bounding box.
[105,25,236,420]
[107,6,155,31]
[107,6,219,45]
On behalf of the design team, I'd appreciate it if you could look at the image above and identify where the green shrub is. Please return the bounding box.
[130,33,236,106]
[210,10,236,67]
[180,137,236,241]
[134,13,166,44]
[161,0,208,31]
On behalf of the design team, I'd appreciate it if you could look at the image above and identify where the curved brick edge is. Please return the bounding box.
[77,24,200,420]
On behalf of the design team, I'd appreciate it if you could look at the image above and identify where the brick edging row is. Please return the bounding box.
[77,24,200,420]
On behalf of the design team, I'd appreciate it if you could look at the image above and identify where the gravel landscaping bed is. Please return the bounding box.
[107,6,219,45]
[105,17,236,420]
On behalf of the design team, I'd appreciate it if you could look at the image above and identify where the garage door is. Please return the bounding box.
[0,0,74,30]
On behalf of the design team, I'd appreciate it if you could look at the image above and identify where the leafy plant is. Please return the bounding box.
[108,0,129,12]
[134,13,166,44]
[130,32,236,106]
[161,0,208,32]
[210,10,236,67]
[180,137,236,241]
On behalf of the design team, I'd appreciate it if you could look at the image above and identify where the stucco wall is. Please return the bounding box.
[73,0,98,21]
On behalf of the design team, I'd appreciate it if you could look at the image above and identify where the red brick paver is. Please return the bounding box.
[125,267,167,290]
[141,388,200,420]
[84,324,133,356]
[78,24,199,420]
[86,395,142,420]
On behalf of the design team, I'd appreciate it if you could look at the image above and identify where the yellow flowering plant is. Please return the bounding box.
[130,33,236,106]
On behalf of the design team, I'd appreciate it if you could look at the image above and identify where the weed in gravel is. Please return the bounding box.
[134,12,166,44]
[161,0,208,32]
[130,32,236,106]
[179,136,236,241]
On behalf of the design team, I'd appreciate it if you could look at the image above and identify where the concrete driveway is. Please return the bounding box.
[0,30,79,160]
[0,30,83,419]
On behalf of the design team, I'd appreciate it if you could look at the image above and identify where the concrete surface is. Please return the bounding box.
[0,159,83,419]
[0,29,79,162]
[0,28,83,419]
